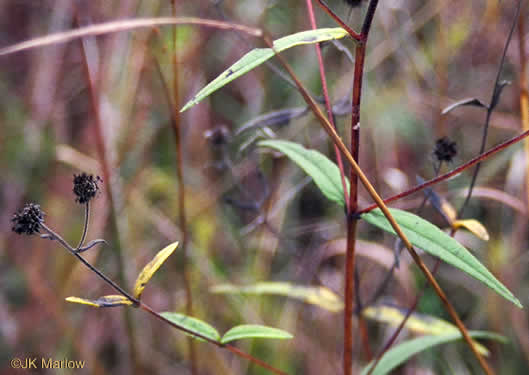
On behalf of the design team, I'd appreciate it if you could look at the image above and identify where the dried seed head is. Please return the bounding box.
[73,173,102,204]
[434,137,457,163]
[11,203,45,235]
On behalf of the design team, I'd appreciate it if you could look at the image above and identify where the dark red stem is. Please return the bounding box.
[344,1,380,373]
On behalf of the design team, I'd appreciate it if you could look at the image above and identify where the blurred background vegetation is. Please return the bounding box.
[1,0,528,374]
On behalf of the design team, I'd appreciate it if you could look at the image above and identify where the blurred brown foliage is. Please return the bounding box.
[1,0,528,374]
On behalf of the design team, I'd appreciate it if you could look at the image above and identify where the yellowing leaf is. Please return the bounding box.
[65,295,133,308]
[363,304,490,356]
[211,282,344,312]
[133,241,179,299]
[452,219,490,241]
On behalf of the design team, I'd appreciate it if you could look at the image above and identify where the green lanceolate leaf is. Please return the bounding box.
[161,312,221,343]
[362,208,522,308]
[221,324,293,344]
[211,281,344,312]
[180,28,348,112]
[258,139,349,206]
[360,331,506,375]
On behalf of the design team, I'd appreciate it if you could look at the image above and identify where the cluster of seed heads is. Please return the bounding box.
[12,173,102,236]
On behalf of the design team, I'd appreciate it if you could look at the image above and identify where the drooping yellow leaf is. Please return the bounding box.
[133,241,179,299]
[211,282,344,312]
[65,295,133,308]
[363,304,490,356]
[452,219,490,241]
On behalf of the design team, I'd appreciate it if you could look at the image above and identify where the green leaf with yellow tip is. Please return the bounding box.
[133,241,179,299]
[180,28,348,112]
[65,295,133,308]
[221,324,293,344]
[211,281,344,312]
[363,304,490,356]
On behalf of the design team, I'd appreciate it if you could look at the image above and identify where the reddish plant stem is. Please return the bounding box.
[343,42,362,374]
[170,2,197,374]
[344,219,358,374]
[305,0,350,212]
[358,128,529,215]
[344,1,379,373]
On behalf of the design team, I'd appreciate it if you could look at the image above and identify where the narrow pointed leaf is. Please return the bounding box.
[360,331,506,375]
[161,312,221,343]
[362,208,522,308]
[133,241,179,299]
[180,28,348,112]
[211,281,344,312]
[65,295,133,308]
[258,140,349,206]
[363,304,489,356]
[221,324,293,344]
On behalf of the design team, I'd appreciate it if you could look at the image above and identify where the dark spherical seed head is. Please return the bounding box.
[434,137,457,163]
[11,203,45,235]
[73,173,102,204]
